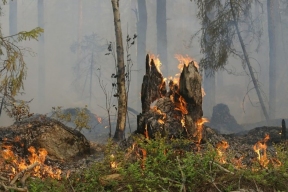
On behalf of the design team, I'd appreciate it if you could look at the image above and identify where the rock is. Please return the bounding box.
[0,116,90,161]
[209,103,243,133]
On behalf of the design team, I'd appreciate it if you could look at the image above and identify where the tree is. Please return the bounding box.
[136,0,147,112]
[76,0,83,79]
[202,9,216,118]
[38,0,45,110]
[0,0,43,116]
[9,0,17,35]
[193,0,270,121]
[111,0,127,141]
[156,0,168,77]
[267,0,281,119]
[70,33,106,106]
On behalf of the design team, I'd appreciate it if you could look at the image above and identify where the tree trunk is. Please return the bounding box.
[137,0,147,112]
[203,70,215,118]
[38,0,45,111]
[77,0,83,79]
[267,0,280,119]
[111,0,127,141]
[137,55,203,140]
[230,0,269,122]
[203,10,216,118]
[156,0,168,77]
[9,0,17,35]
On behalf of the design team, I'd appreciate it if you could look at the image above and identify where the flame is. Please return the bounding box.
[110,154,117,169]
[149,54,162,72]
[194,118,209,144]
[174,54,199,71]
[216,140,229,164]
[202,87,206,97]
[97,117,102,124]
[1,143,62,180]
[253,134,270,168]
[94,114,102,124]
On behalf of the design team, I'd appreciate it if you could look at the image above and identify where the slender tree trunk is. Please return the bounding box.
[89,53,94,107]
[9,0,17,35]
[111,0,127,141]
[137,0,147,112]
[156,0,168,77]
[203,70,215,118]
[267,0,280,119]
[38,0,45,110]
[77,0,83,78]
[230,0,269,121]
[203,10,216,118]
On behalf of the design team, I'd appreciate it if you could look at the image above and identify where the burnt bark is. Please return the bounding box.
[141,55,166,113]
[179,62,203,136]
[137,56,203,140]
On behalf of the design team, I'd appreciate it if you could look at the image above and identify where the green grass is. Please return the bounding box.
[26,136,288,192]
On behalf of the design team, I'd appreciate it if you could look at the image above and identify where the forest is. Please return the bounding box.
[0,0,287,191]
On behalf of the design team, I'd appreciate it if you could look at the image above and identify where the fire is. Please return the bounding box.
[94,114,102,124]
[194,117,209,144]
[174,54,199,71]
[216,140,229,164]
[1,143,62,180]
[149,54,162,72]
[253,134,270,168]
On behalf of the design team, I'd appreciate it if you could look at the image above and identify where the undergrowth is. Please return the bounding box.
[26,136,288,192]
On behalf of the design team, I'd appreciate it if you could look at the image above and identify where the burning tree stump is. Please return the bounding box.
[137,54,204,141]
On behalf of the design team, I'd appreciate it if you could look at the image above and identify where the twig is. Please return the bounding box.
[212,181,222,192]
[67,177,76,192]
[10,162,39,185]
[238,174,243,190]
[0,175,8,181]
[176,156,186,192]
[158,184,168,191]
[253,179,260,192]
[160,177,181,184]
[20,172,31,187]
[0,181,28,192]
[209,161,235,175]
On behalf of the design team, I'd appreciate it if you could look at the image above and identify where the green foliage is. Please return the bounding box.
[51,106,90,131]
[26,138,288,191]
[192,0,262,75]
[7,100,33,122]
[0,2,43,119]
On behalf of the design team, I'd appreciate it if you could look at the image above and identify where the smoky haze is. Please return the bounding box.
[0,0,287,132]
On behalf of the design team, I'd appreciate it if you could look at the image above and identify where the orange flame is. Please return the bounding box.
[149,54,162,72]
[1,144,62,180]
[216,140,229,164]
[174,54,199,71]
[195,118,209,144]
[253,134,270,168]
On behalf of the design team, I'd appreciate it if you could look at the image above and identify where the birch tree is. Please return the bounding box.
[111,0,127,141]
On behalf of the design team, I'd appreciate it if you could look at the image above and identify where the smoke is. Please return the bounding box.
[0,0,286,128]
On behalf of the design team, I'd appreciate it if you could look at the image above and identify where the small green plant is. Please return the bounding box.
[7,100,34,122]
[26,138,288,192]
[51,106,90,131]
